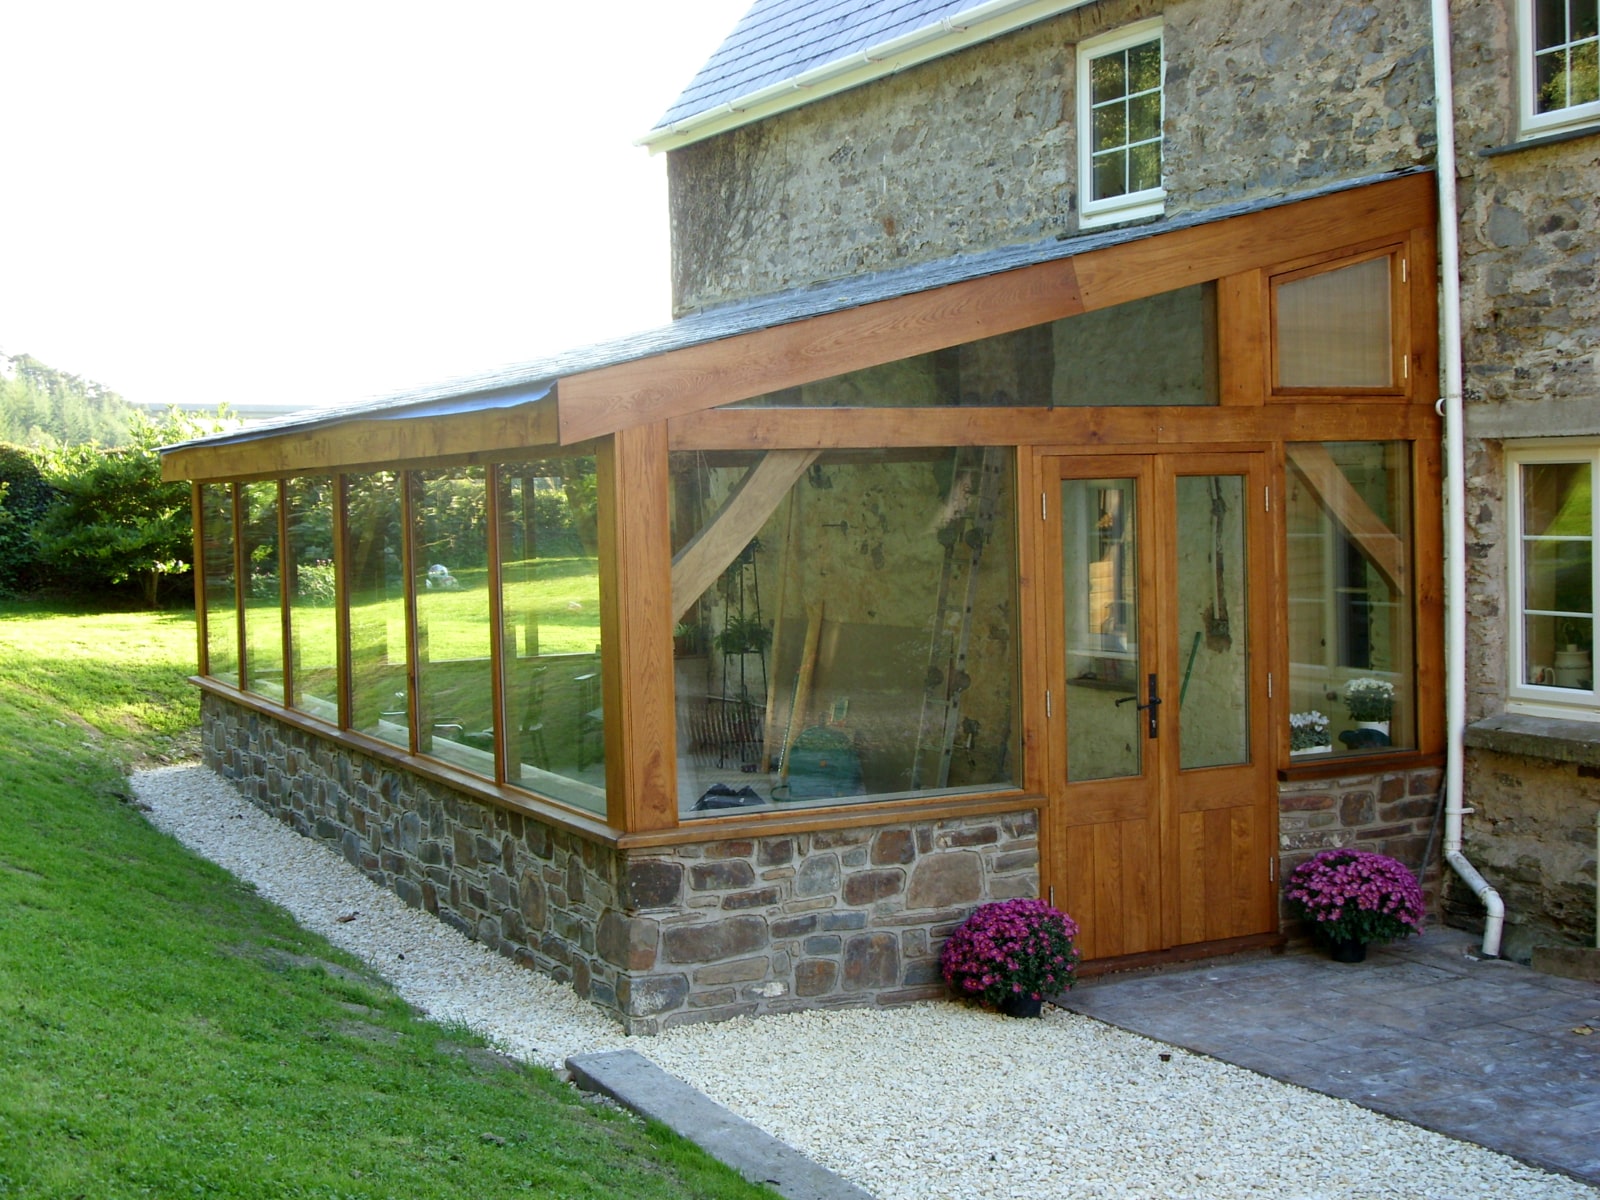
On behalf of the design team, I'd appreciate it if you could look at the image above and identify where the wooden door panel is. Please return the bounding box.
[1061,820,1160,960]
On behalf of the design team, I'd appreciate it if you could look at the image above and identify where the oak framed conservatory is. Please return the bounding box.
[166,172,1446,1031]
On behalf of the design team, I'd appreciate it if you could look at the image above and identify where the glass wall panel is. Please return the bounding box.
[731,284,1216,409]
[200,483,238,686]
[345,471,409,749]
[671,448,1019,817]
[1285,442,1414,757]
[285,475,338,719]
[497,457,605,815]
[411,467,493,775]
[1276,255,1393,389]
[241,481,283,700]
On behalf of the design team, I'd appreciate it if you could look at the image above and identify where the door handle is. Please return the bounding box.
[1114,673,1161,738]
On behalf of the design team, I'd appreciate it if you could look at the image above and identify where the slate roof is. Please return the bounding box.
[651,0,995,132]
[163,169,1423,457]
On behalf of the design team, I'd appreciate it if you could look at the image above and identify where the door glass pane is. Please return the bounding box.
[1062,477,1142,782]
[1175,475,1249,769]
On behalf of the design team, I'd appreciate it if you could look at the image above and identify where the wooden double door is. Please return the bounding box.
[1042,452,1277,962]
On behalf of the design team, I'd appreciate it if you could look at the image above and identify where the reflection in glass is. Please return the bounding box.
[1175,475,1248,770]
[1520,460,1594,691]
[1061,477,1142,782]
[242,481,283,699]
[286,476,338,718]
[1285,443,1414,755]
[497,457,605,815]
[201,483,238,686]
[345,471,409,749]
[671,448,1018,817]
[412,467,493,772]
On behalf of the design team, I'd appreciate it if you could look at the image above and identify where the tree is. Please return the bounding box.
[0,443,52,594]
[32,408,223,606]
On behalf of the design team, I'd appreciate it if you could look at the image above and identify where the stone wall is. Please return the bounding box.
[201,693,1040,1033]
[1276,764,1446,925]
[667,0,1434,313]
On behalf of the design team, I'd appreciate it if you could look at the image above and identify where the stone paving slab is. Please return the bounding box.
[566,1049,874,1200]
[1055,929,1600,1187]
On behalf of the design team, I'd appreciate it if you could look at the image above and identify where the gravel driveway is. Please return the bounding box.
[135,764,1598,1200]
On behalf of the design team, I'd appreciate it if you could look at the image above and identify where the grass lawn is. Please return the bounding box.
[0,597,772,1199]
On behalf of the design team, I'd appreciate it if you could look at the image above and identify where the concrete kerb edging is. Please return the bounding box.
[565,1049,875,1200]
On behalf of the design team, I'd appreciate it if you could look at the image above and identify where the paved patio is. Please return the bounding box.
[1055,929,1600,1187]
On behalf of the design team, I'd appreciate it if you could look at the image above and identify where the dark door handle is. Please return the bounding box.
[1114,674,1161,738]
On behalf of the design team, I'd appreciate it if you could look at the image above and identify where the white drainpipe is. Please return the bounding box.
[1432,0,1505,958]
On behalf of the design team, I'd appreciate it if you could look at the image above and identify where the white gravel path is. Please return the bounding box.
[135,763,1596,1200]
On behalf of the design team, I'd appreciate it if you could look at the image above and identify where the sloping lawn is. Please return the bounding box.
[0,598,772,1200]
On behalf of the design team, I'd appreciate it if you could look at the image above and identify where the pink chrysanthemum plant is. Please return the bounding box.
[939,898,1081,1009]
[1283,848,1427,946]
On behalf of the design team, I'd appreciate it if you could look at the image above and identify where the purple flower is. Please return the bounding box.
[1282,849,1426,947]
[939,898,1082,1011]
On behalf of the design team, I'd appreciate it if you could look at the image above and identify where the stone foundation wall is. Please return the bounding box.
[1276,765,1446,926]
[201,694,1040,1033]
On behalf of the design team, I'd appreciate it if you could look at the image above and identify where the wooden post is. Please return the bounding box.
[598,424,678,833]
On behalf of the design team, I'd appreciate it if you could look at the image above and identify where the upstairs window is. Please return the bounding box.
[1520,0,1600,136]
[1078,19,1164,229]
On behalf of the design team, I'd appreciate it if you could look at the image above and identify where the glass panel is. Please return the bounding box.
[733,283,1216,410]
[1175,475,1249,770]
[1129,141,1162,193]
[1062,477,1141,782]
[1127,39,1162,92]
[1285,443,1414,756]
[498,457,605,815]
[345,471,409,749]
[200,483,237,686]
[412,467,493,776]
[242,482,283,700]
[1520,461,1594,691]
[1091,52,1126,104]
[1129,90,1162,143]
[1093,148,1127,200]
[285,475,338,719]
[1093,101,1127,152]
[1574,41,1600,104]
[1538,46,1570,111]
[1053,284,1217,407]
[1579,0,1600,40]
[1536,0,1567,49]
[671,448,1019,817]
[1275,255,1393,388]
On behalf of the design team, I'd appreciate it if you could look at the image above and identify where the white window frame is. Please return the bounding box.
[1507,441,1600,722]
[1517,0,1600,138]
[1077,19,1165,230]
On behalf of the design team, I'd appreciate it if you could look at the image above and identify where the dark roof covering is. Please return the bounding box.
[652,0,992,132]
[165,168,1423,455]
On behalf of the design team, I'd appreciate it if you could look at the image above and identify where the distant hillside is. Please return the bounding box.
[0,352,142,448]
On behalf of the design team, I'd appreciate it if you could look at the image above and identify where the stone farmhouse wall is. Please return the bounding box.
[201,694,1040,1033]
[667,0,1435,313]
[1448,1,1600,956]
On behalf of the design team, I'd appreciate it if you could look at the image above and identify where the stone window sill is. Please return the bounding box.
[1464,711,1600,768]
[1480,122,1600,158]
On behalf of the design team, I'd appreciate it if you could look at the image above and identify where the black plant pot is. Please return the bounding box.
[999,993,1044,1018]
[1328,937,1368,963]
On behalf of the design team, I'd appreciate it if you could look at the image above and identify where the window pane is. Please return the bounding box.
[1536,0,1567,49]
[498,457,605,816]
[412,467,493,777]
[345,471,409,749]
[1129,140,1162,193]
[1579,0,1600,39]
[201,483,237,686]
[1276,255,1393,388]
[1176,475,1249,770]
[1538,46,1572,111]
[1094,148,1128,199]
[1520,461,1594,692]
[1062,476,1141,782]
[242,482,283,700]
[1094,101,1127,152]
[1127,39,1162,91]
[286,475,338,718]
[1285,443,1414,757]
[1574,41,1599,104]
[1091,53,1127,104]
[671,448,1019,817]
[1052,283,1217,407]
[1129,90,1162,143]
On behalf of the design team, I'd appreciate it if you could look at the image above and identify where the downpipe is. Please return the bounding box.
[1432,0,1505,957]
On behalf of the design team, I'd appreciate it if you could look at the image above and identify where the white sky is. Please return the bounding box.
[0,1,752,412]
